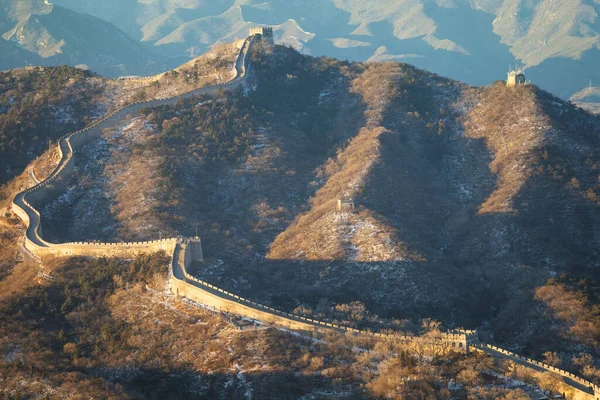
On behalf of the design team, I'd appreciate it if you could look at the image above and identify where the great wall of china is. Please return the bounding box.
[8,32,600,400]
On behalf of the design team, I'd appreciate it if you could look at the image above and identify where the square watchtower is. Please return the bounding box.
[443,329,479,353]
[249,27,274,44]
[507,69,526,87]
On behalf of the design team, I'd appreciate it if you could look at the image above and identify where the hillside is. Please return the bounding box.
[0,245,561,399]
[48,0,600,99]
[0,43,240,188]
[0,66,108,186]
[30,39,600,380]
[0,0,183,77]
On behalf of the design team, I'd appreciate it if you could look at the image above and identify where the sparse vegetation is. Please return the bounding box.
[0,66,106,185]
[3,39,600,399]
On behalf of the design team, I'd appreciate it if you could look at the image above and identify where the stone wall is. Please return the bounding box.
[41,239,178,259]
[476,344,600,399]
[170,240,599,399]
[172,240,419,339]
[11,35,256,259]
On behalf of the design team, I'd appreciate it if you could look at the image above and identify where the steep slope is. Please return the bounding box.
[0,43,240,188]
[26,43,600,362]
[0,66,108,186]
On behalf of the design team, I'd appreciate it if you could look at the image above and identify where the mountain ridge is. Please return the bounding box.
[14,42,597,366]
[1,38,600,398]
[43,0,600,99]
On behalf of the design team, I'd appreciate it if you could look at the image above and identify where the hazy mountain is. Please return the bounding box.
[49,0,600,99]
[0,38,42,70]
[0,0,185,77]
[572,86,600,114]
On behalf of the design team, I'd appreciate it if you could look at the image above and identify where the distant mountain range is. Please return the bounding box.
[2,0,600,99]
[571,85,600,114]
[0,0,185,77]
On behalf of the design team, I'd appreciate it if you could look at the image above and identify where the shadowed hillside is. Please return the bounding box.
[29,43,600,370]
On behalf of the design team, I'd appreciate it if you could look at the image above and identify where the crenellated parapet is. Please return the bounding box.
[475,343,600,398]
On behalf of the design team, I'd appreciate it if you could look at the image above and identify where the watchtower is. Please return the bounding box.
[337,198,355,212]
[187,237,204,263]
[506,68,526,87]
[442,329,479,353]
[249,27,274,44]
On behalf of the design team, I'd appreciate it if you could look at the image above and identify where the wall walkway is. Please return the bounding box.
[8,34,599,400]
[11,36,255,259]
[169,241,600,400]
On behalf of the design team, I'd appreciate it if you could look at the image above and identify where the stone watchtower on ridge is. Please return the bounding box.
[442,329,480,353]
[249,27,274,44]
[506,68,526,87]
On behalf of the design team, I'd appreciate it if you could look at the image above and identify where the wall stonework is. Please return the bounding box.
[170,240,600,399]
[507,70,526,87]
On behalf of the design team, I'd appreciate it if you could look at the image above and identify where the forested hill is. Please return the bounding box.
[0,66,107,185]
[27,41,600,369]
[0,39,241,188]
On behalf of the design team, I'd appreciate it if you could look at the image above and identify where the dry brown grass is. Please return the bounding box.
[0,219,39,300]
[462,83,550,214]
[107,40,242,111]
[32,145,60,181]
[535,282,600,347]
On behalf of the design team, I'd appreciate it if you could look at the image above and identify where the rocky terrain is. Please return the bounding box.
[31,39,600,383]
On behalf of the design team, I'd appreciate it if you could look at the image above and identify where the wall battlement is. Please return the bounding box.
[170,241,599,399]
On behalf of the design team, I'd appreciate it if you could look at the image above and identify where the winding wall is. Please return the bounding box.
[11,36,255,259]
[170,241,599,399]
[8,35,599,400]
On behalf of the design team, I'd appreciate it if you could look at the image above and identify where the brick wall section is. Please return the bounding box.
[473,344,599,399]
